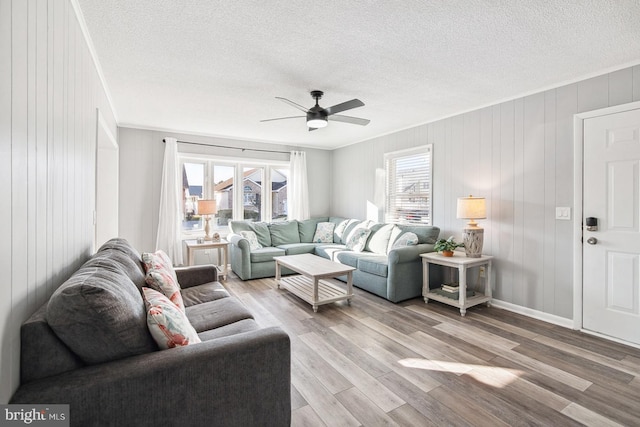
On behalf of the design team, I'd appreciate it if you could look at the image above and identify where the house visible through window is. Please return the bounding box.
[384,145,433,225]
[181,156,288,232]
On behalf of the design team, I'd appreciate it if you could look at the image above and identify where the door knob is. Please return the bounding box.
[587,237,598,245]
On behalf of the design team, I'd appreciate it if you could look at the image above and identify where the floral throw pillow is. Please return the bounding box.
[240,230,262,250]
[312,222,335,243]
[345,228,372,252]
[392,232,419,249]
[142,287,201,349]
[142,250,185,312]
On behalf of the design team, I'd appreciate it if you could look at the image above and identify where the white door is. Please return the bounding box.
[583,108,640,346]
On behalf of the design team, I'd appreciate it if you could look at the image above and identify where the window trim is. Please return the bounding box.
[179,154,289,237]
[384,144,433,225]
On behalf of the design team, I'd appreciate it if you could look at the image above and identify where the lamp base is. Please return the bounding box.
[462,227,484,258]
[204,216,212,241]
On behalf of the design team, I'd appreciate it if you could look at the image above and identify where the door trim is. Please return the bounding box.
[572,100,640,331]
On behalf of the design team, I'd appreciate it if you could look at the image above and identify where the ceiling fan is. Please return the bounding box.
[261,90,370,131]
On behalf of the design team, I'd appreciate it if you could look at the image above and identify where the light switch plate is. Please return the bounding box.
[556,207,571,220]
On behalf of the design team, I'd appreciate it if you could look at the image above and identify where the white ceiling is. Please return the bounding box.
[77,0,640,150]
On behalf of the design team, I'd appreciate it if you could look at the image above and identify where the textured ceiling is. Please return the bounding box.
[77,0,640,149]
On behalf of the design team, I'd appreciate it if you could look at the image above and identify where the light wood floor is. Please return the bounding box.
[223,273,640,427]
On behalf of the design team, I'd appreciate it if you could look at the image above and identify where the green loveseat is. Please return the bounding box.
[227,217,440,303]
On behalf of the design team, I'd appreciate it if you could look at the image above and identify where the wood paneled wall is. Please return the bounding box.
[0,0,117,401]
[332,65,640,320]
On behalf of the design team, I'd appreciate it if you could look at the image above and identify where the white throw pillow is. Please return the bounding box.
[240,230,262,250]
[392,232,419,249]
[312,222,335,243]
[345,228,372,252]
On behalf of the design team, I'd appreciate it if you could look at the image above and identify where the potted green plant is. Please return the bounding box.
[433,236,464,257]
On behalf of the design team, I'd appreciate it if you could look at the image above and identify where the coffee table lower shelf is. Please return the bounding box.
[279,275,353,312]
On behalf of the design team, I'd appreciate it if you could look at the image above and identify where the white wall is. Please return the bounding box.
[332,65,640,320]
[0,0,117,401]
[118,127,333,253]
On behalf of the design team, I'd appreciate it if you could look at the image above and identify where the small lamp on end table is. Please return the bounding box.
[457,195,486,258]
[197,199,217,241]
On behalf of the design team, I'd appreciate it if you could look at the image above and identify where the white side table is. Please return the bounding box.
[421,252,493,316]
[184,239,229,280]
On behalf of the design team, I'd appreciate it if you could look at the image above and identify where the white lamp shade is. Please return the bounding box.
[456,196,486,219]
[198,199,217,215]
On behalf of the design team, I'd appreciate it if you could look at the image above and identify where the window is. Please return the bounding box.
[180,156,288,233]
[385,145,433,225]
[271,168,288,222]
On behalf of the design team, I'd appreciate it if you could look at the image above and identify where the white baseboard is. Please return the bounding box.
[490,299,640,349]
[490,299,574,329]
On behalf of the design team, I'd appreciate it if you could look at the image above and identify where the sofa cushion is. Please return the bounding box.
[240,230,262,250]
[312,222,335,243]
[366,223,394,254]
[358,256,389,278]
[250,247,286,263]
[269,221,301,246]
[250,222,272,247]
[315,244,346,261]
[97,238,147,290]
[335,251,374,268]
[142,251,185,312]
[186,297,254,332]
[197,318,260,341]
[181,282,230,307]
[298,217,329,243]
[341,220,364,244]
[278,243,317,256]
[230,221,272,247]
[47,263,158,365]
[143,287,201,349]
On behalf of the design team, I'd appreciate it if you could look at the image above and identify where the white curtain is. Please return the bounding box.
[288,150,310,221]
[156,137,183,265]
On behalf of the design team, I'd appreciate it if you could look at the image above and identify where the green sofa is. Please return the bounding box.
[227,217,440,303]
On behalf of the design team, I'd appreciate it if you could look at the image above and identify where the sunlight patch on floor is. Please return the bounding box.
[398,358,524,387]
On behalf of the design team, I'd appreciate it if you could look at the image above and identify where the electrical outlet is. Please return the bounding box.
[479,266,486,278]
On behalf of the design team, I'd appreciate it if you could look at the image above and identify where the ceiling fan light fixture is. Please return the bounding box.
[307,118,328,128]
[306,111,328,128]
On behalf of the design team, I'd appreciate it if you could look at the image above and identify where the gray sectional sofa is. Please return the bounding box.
[228,217,440,303]
[10,238,291,427]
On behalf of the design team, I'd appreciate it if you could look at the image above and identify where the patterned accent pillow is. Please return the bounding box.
[345,228,372,252]
[142,250,185,312]
[240,230,262,250]
[312,222,335,243]
[142,287,201,349]
[392,232,419,249]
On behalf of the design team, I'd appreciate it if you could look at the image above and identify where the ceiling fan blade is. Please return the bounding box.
[275,97,309,113]
[328,114,370,126]
[325,99,364,116]
[260,115,305,123]
[308,127,318,132]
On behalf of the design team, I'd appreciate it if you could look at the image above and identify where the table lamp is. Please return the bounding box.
[456,195,486,258]
[197,199,217,241]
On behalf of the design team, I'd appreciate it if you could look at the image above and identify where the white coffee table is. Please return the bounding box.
[274,254,356,312]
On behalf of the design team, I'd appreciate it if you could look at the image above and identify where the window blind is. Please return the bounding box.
[385,145,433,225]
